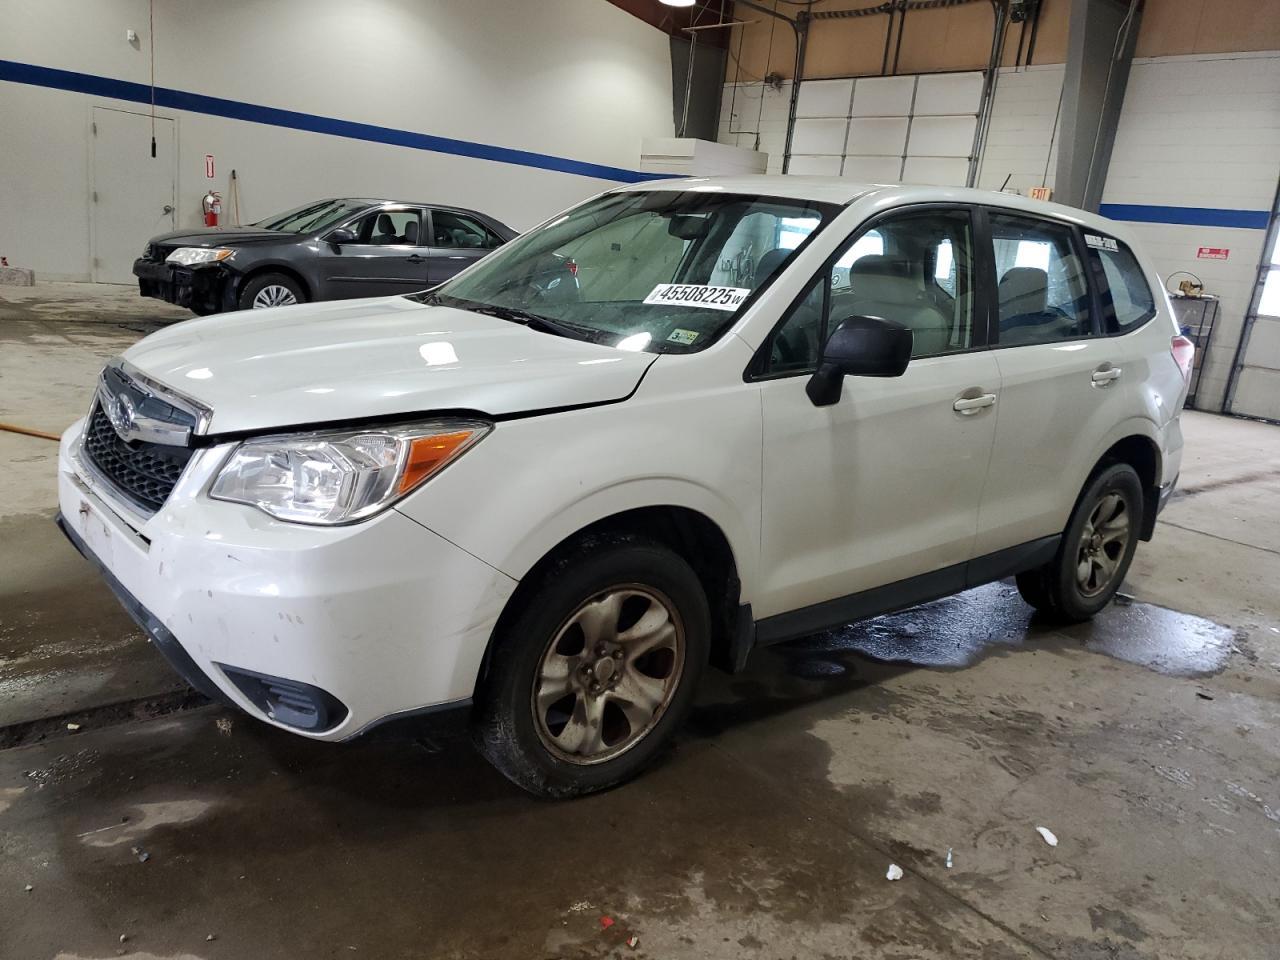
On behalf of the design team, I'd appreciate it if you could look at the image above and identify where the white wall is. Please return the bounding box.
[1101,51,1280,417]
[0,0,674,280]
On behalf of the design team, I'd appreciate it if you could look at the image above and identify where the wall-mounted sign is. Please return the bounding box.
[1196,247,1229,260]
[1029,186,1053,201]
[204,154,215,179]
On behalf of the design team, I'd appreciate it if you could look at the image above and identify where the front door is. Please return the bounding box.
[91,108,176,283]
[754,207,1000,619]
[317,207,434,298]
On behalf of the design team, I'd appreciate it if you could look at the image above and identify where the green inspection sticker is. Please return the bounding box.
[666,329,700,345]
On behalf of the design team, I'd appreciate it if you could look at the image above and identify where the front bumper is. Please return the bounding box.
[57,418,517,740]
[133,259,233,313]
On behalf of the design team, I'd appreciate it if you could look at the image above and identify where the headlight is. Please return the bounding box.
[166,247,235,266]
[209,420,490,525]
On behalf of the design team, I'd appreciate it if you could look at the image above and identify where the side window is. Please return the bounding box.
[351,209,421,246]
[432,211,502,249]
[761,210,974,375]
[1094,240,1156,333]
[989,213,1091,346]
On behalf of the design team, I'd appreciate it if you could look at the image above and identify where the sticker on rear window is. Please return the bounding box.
[666,328,700,345]
[1084,234,1119,252]
[643,283,750,311]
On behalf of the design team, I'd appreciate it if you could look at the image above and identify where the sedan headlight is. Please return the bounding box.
[166,247,235,266]
[209,420,490,525]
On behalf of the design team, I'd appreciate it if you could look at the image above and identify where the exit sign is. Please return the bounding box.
[1197,247,1229,260]
[1029,186,1053,201]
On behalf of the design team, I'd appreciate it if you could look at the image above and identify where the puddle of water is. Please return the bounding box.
[779,581,1236,678]
[79,798,216,847]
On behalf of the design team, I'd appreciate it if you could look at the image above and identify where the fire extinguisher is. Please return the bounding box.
[202,190,222,227]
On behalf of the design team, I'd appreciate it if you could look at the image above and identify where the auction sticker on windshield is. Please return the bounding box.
[643,284,751,312]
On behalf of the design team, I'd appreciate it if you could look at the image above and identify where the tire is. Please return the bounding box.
[1015,462,1143,622]
[472,534,710,798]
[190,303,219,316]
[237,272,305,311]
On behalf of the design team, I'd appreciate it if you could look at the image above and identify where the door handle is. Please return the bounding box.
[1092,366,1123,386]
[406,254,427,264]
[953,393,997,414]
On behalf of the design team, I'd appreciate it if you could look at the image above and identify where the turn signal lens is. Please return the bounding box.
[400,430,485,494]
[1171,334,1195,384]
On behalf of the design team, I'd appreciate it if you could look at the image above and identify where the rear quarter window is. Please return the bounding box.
[1090,237,1156,334]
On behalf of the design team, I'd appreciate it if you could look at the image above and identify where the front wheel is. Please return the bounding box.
[472,535,709,798]
[1016,463,1143,622]
[238,272,305,311]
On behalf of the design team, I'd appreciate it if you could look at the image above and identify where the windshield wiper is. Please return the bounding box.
[458,301,590,340]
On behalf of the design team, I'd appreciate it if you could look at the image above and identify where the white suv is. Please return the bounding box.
[58,177,1192,796]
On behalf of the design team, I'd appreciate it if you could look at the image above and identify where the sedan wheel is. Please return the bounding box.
[532,586,684,765]
[252,284,298,308]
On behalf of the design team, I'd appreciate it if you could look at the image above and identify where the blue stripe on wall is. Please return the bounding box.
[0,59,666,184]
[1099,203,1270,230]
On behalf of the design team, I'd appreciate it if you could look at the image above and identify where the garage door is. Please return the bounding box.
[1228,212,1280,421]
[786,71,983,186]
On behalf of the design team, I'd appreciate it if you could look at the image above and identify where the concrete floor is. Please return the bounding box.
[2,282,1278,960]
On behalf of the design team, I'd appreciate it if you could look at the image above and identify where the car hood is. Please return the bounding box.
[120,297,656,435]
[150,226,289,247]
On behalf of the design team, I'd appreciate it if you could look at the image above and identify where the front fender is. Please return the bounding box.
[395,368,764,601]
[483,475,758,598]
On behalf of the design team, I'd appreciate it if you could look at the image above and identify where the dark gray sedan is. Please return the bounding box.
[133,198,517,315]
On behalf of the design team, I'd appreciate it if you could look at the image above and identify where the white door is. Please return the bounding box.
[974,211,1134,556]
[91,108,176,283]
[753,207,999,618]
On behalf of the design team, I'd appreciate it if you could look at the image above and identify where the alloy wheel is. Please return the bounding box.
[531,585,685,765]
[252,284,298,308]
[1075,491,1131,598]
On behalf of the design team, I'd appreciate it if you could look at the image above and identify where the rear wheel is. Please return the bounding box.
[238,272,305,311]
[1016,463,1142,622]
[472,535,709,797]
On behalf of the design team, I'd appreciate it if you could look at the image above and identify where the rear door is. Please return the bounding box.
[974,209,1135,556]
[316,206,433,298]
[426,209,506,282]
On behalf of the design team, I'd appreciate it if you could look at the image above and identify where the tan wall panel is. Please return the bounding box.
[726,0,1073,82]
[725,0,1279,86]
[729,9,799,81]
[802,14,892,79]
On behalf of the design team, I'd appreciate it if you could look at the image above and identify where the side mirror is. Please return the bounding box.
[805,315,913,407]
[326,227,357,247]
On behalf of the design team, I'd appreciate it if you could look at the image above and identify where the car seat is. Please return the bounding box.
[843,255,950,356]
[997,267,1076,343]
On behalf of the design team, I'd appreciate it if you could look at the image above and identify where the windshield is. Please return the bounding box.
[411,190,839,353]
[253,199,370,234]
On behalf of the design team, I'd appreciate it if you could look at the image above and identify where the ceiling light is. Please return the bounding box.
[659,0,696,7]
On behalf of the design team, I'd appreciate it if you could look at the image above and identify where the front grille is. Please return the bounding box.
[83,402,194,513]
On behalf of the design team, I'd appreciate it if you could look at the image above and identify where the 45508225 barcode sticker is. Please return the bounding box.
[643,284,751,312]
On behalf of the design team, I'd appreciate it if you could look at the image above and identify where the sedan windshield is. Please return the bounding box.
[412,190,839,353]
[254,199,370,235]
